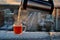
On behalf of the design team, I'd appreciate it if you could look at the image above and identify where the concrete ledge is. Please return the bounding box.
[0,31,50,40]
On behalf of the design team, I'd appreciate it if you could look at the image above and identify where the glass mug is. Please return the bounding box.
[13,22,26,34]
[13,23,22,34]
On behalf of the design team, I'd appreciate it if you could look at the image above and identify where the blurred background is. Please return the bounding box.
[0,0,60,32]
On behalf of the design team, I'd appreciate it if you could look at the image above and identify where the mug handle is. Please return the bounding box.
[22,25,26,32]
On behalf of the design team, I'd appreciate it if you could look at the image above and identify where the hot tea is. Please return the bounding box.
[13,24,23,34]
